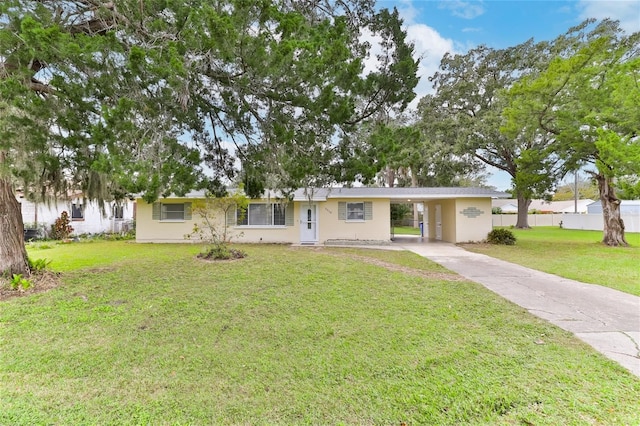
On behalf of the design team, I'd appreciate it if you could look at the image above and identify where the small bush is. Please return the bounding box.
[51,211,74,240]
[487,229,517,245]
[198,245,247,260]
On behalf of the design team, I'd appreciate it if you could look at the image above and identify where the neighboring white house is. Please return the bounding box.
[586,200,640,214]
[492,200,518,213]
[136,187,510,245]
[17,193,135,237]
[492,199,594,214]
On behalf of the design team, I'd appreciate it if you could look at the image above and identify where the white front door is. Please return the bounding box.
[300,204,318,243]
[435,204,442,241]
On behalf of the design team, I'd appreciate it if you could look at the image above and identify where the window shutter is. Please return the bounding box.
[338,202,346,220]
[226,206,237,226]
[152,202,161,220]
[364,202,373,220]
[184,203,192,220]
[285,203,294,226]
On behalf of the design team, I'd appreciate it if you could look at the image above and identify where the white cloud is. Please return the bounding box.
[577,0,640,33]
[438,0,485,20]
[364,1,461,109]
[394,0,421,23]
[406,23,457,105]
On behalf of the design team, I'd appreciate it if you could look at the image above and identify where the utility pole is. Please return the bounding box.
[574,170,579,213]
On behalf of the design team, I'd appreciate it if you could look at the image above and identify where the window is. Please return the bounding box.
[273,204,286,226]
[236,203,287,226]
[338,201,372,221]
[113,204,124,220]
[237,206,248,226]
[346,202,364,221]
[152,202,192,221]
[71,203,84,220]
[162,204,185,220]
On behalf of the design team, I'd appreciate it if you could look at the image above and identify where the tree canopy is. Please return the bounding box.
[0,0,419,275]
[418,38,568,228]
[1,0,419,198]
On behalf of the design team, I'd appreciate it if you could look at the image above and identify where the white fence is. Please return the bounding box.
[493,213,639,233]
[492,214,564,227]
[560,213,639,233]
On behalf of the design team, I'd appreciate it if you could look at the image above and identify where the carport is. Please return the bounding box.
[385,187,509,244]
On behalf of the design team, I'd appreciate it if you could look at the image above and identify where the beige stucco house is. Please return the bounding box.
[135,187,508,245]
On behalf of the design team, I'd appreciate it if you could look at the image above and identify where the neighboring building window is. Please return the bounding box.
[113,204,124,220]
[346,202,364,221]
[71,203,84,220]
[236,203,287,226]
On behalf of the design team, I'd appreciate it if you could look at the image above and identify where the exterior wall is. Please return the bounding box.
[136,198,299,243]
[136,199,195,242]
[316,198,391,243]
[423,198,492,243]
[136,198,392,244]
[455,198,493,243]
[18,196,134,235]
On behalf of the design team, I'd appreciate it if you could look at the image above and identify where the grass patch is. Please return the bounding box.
[393,225,421,236]
[0,241,637,424]
[461,227,640,296]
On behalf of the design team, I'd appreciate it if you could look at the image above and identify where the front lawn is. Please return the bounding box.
[0,241,638,424]
[461,227,640,296]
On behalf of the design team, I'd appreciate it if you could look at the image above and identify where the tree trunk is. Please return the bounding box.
[0,175,30,276]
[386,167,395,188]
[596,174,627,246]
[515,192,531,229]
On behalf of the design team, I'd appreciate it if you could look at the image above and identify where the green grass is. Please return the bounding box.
[461,227,640,296]
[0,241,638,424]
[393,225,421,235]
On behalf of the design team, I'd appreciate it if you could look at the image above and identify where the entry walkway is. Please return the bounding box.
[390,237,640,377]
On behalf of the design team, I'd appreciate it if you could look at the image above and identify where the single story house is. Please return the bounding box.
[136,187,509,245]
[492,200,518,213]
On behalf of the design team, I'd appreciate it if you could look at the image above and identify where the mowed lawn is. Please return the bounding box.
[461,227,640,296]
[0,241,638,424]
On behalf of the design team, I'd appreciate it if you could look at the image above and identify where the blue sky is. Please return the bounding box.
[373,0,640,189]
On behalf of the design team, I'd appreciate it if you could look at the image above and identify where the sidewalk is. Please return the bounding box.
[391,238,640,377]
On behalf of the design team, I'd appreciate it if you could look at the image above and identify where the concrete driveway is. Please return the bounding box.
[391,237,640,377]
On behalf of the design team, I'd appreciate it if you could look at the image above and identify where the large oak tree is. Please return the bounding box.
[0,0,418,275]
[503,19,640,246]
[422,40,563,228]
